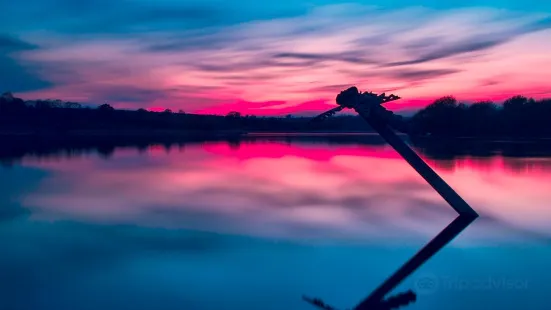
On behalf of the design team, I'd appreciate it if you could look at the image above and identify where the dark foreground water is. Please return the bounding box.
[1,134,550,310]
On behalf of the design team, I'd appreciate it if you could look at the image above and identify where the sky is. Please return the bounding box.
[1,0,551,115]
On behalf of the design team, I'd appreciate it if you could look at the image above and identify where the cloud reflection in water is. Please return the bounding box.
[10,140,551,245]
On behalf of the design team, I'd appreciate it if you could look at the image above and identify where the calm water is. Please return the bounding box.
[1,134,550,310]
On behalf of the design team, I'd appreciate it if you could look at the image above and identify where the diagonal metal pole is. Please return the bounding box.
[356,109,478,218]
[303,88,479,310]
[349,103,479,309]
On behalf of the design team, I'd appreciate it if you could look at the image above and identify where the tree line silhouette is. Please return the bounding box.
[409,95,551,138]
[2,91,551,137]
[0,92,374,134]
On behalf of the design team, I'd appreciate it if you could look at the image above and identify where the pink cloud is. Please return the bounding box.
[14,6,551,115]
[195,99,336,116]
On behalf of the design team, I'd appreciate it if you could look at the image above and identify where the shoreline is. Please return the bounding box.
[410,135,551,143]
[0,129,246,139]
[1,130,551,143]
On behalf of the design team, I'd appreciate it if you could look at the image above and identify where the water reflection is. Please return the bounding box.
[1,134,550,310]
[5,133,551,174]
[411,136,551,174]
[2,135,551,243]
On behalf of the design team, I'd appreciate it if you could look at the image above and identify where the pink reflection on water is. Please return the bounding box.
[17,141,551,245]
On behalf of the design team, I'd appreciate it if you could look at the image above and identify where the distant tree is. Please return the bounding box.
[137,108,147,113]
[63,101,82,109]
[51,99,63,108]
[411,96,459,136]
[429,96,458,109]
[163,109,173,114]
[0,92,26,112]
[470,101,498,110]
[178,109,186,114]
[226,111,241,118]
[466,101,500,136]
[457,102,469,111]
[1,92,14,102]
[286,114,292,118]
[98,103,114,111]
[35,100,52,109]
[503,95,528,111]
[12,97,25,106]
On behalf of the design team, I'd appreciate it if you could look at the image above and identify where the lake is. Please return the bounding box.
[1,134,550,310]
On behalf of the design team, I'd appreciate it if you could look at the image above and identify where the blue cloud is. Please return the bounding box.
[0,35,53,92]
[3,0,551,36]
[0,35,38,51]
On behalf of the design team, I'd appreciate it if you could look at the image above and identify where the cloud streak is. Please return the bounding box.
[0,34,53,92]
[3,3,551,114]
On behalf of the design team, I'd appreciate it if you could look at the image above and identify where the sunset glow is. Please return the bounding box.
[2,1,551,115]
